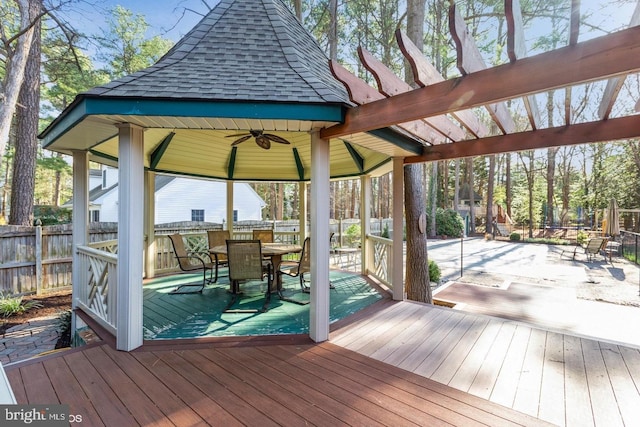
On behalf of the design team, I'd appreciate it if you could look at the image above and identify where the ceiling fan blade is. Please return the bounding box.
[230,135,252,145]
[255,135,271,149]
[264,134,291,145]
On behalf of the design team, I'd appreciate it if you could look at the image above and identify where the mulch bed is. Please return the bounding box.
[0,292,72,347]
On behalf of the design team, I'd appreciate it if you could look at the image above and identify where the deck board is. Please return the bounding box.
[538,332,566,426]
[330,300,640,427]
[489,325,531,408]
[6,340,552,426]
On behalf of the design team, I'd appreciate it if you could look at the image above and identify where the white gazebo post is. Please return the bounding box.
[360,174,371,275]
[144,170,155,279]
[310,130,330,342]
[116,123,145,351]
[226,181,234,236]
[71,150,89,335]
[392,157,404,301]
[298,181,307,243]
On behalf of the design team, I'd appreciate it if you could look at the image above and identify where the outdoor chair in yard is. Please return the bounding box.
[168,233,215,294]
[207,229,230,282]
[225,240,273,313]
[562,236,608,262]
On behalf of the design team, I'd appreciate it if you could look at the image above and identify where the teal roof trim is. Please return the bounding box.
[292,148,305,180]
[150,132,175,169]
[40,97,345,148]
[227,147,238,179]
[343,141,365,173]
[368,128,424,155]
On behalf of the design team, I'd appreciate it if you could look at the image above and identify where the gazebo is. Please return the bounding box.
[40,0,420,350]
[40,0,640,352]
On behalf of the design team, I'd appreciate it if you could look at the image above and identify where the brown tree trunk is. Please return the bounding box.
[486,155,495,235]
[506,154,512,219]
[404,0,431,303]
[10,0,41,226]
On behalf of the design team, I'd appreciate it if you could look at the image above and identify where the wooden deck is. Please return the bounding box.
[330,300,640,427]
[5,339,550,426]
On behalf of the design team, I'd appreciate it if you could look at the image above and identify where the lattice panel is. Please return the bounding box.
[373,241,389,282]
[86,254,111,323]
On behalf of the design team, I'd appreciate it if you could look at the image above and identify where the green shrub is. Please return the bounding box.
[344,224,361,247]
[380,223,390,238]
[0,293,43,318]
[577,230,589,245]
[509,232,521,241]
[429,260,441,283]
[428,208,464,238]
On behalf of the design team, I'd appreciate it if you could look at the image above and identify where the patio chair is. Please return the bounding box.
[278,238,334,305]
[584,237,609,262]
[252,229,274,243]
[225,240,273,313]
[206,229,230,282]
[279,237,311,296]
[168,233,215,294]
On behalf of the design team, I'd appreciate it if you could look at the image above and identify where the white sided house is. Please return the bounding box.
[88,167,264,223]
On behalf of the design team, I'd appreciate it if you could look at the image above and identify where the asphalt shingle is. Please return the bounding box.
[84,0,350,106]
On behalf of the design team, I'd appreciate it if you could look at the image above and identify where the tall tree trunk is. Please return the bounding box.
[429,162,437,237]
[454,159,460,215]
[506,154,512,219]
[328,0,338,60]
[10,0,41,225]
[293,0,302,21]
[404,0,431,303]
[486,155,495,235]
[467,157,475,233]
[0,0,35,158]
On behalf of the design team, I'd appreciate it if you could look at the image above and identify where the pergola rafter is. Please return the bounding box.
[321,25,640,159]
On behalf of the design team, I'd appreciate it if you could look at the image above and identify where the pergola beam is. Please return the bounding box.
[396,29,488,138]
[321,25,640,139]
[358,46,465,142]
[597,1,640,120]
[506,0,541,129]
[328,60,438,143]
[404,115,640,163]
[449,3,516,134]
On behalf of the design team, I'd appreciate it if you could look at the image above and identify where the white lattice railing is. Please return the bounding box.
[76,245,117,335]
[366,234,392,288]
[88,239,118,253]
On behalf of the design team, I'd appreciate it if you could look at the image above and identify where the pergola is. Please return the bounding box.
[40,0,640,351]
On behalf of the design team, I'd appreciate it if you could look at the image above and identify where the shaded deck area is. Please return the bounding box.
[6,340,550,426]
[142,270,382,339]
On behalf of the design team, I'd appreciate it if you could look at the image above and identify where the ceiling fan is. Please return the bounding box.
[226,130,291,150]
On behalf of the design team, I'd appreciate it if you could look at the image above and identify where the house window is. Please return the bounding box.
[233,210,238,222]
[90,210,100,223]
[191,209,205,222]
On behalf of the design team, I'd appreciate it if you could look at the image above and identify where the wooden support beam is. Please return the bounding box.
[598,1,640,120]
[506,0,542,129]
[320,26,640,139]
[396,29,488,138]
[449,3,516,134]
[328,60,439,143]
[565,0,582,125]
[357,46,466,142]
[404,115,640,163]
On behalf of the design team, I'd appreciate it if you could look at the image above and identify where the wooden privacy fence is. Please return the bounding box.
[0,223,118,296]
[0,218,393,296]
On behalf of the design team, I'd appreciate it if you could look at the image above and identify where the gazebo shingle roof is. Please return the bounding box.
[85,0,350,105]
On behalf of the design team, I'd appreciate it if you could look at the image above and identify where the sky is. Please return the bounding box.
[67,0,637,45]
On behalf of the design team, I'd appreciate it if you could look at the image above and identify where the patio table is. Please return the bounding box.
[210,243,302,293]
